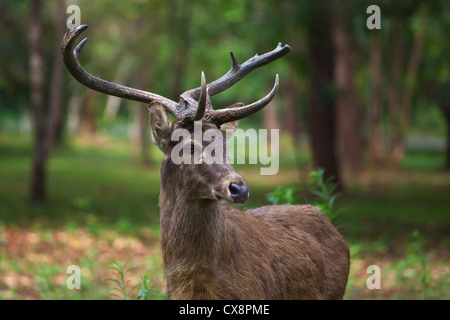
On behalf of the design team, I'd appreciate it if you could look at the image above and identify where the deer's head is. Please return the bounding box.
[62,25,290,204]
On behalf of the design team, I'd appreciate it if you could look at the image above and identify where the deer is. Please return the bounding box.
[62,25,350,300]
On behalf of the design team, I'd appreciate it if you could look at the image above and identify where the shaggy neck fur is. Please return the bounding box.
[158,159,228,299]
[159,193,225,266]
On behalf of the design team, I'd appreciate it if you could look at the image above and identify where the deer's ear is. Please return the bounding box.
[149,102,173,153]
[219,102,242,140]
[220,120,239,140]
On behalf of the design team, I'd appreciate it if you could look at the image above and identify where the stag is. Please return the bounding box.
[62,25,350,300]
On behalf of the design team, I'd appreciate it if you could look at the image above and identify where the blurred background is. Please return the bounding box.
[0,0,449,299]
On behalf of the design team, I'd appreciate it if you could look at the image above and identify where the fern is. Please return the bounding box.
[309,168,342,228]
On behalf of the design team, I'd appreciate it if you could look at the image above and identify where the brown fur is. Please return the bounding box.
[150,103,350,300]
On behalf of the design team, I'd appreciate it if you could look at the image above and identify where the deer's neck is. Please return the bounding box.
[159,190,225,268]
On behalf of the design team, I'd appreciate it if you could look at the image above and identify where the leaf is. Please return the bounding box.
[308,171,318,179]
[107,279,124,290]
[137,287,148,300]
[328,193,338,209]
[311,190,326,200]
[109,266,122,274]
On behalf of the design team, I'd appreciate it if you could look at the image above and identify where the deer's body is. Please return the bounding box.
[62,25,350,300]
[160,178,349,300]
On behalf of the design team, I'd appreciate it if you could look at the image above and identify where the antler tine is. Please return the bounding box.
[185,43,290,100]
[209,74,279,125]
[61,25,179,116]
[193,71,208,121]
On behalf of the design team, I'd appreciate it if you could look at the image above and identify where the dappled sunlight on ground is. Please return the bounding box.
[1,223,448,299]
[0,226,164,299]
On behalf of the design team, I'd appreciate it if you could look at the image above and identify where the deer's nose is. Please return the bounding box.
[228,182,249,204]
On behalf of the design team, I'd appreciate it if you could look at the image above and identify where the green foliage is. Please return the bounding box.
[136,275,152,300]
[137,274,165,300]
[266,186,298,205]
[266,169,342,227]
[35,265,61,300]
[107,260,166,300]
[107,260,135,300]
[392,230,449,299]
[308,168,342,227]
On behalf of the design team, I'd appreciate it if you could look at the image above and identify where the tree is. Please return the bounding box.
[130,62,151,166]
[386,3,428,168]
[28,0,46,201]
[367,30,384,166]
[44,0,66,154]
[306,0,342,187]
[421,0,450,169]
[435,90,450,169]
[282,75,303,146]
[167,0,192,100]
[332,0,363,171]
[27,1,69,201]
[262,85,281,144]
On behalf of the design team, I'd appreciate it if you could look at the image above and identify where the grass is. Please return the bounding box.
[0,135,162,227]
[0,132,449,299]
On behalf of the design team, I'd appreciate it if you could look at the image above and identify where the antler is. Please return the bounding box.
[183,43,290,125]
[61,25,179,117]
[193,71,208,121]
[62,24,290,126]
[207,74,280,125]
[185,43,291,99]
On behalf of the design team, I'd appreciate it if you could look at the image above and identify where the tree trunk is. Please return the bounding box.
[67,87,84,135]
[130,105,151,166]
[262,88,280,144]
[139,105,151,166]
[103,58,132,121]
[79,90,98,137]
[307,0,342,188]
[130,61,151,166]
[387,24,405,168]
[44,0,65,156]
[169,0,192,99]
[367,31,384,166]
[129,15,152,166]
[445,110,450,169]
[28,0,46,201]
[427,84,450,169]
[283,76,302,146]
[332,1,363,171]
[389,6,428,168]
